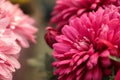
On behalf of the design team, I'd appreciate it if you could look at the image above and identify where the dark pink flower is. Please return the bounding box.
[45,0,120,48]
[0,1,38,48]
[45,27,60,48]
[52,5,120,80]
[50,0,119,32]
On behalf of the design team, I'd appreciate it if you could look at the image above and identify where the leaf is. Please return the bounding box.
[109,55,120,62]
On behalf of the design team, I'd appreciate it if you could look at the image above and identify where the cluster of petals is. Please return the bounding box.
[0,0,38,48]
[52,5,120,80]
[0,30,21,80]
[45,0,120,48]
[0,0,37,80]
[50,0,120,30]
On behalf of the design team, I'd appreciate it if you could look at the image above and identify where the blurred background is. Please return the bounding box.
[10,0,56,80]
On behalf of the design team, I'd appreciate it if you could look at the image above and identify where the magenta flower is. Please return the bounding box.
[50,0,119,31]
[45,0,120,48]
[52,5,120,80]
[0,1,38,48]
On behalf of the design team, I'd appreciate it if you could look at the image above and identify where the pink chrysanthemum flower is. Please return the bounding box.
[0,30,21,80]
[0,0,37,80]
[0,1,38,48]
[45,0,120,48]
[0,9,21,80]
[52,5,120,80]
[50,0,119,31]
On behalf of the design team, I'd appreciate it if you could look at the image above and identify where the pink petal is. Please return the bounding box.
[115,69,120,80]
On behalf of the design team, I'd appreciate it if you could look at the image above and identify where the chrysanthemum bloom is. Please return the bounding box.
[52,5,120,80]
[0,29,21,80]
[0,10,21,80]
[0,0,37,80]
[50,0,119,31]
[0,1,38,48]
[45,0,120,48]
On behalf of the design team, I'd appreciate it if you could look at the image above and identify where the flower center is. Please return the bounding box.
[74,36,118,54]
[74,37,90,51]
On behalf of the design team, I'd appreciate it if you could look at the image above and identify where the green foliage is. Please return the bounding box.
[109,55,120,62]
[44,53,57,80]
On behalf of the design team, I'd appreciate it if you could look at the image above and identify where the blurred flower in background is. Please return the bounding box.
[0,0,38,80]
[9,0,56,80]
[1,1,38,48]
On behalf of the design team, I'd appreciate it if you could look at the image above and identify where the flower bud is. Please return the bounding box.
[45,26,59,48]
